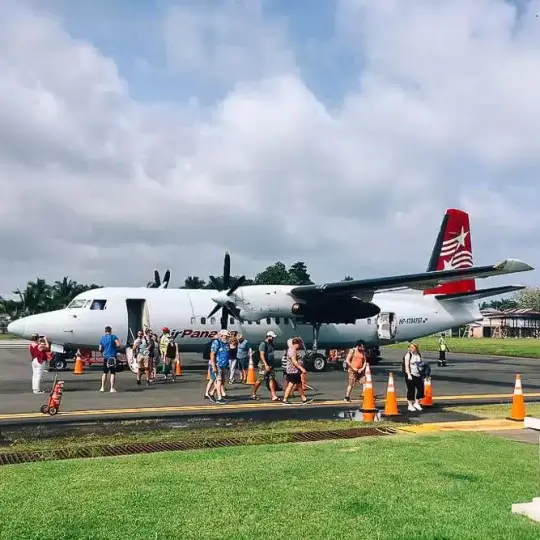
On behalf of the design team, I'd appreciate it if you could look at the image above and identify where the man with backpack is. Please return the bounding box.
[250,331,280,402]
[206,329,230,404]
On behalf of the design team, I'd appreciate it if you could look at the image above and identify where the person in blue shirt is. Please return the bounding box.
[236,333,250,383]
[206,329,230,404]
[98,326,121,393]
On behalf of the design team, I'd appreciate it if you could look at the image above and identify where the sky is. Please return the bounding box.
[1,0,540,296]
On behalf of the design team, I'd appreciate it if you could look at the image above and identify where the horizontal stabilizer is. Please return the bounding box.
[435,285,526,302]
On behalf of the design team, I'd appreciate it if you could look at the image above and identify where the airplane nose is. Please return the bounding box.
[7,318,25,337]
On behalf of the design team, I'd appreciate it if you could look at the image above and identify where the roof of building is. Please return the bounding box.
[480,308,540,317]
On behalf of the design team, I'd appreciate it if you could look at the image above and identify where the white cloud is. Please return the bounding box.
[0,0,540,297]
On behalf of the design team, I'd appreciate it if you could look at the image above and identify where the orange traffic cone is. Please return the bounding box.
[509,374,526,421]
[73,353,84,375]
[245,349,257,385]
[362,363,377,422]
[421,377,433,407]
[175,357,182,377]
[384,372,399,416]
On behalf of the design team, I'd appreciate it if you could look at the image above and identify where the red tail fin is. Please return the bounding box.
[423,209,475,295]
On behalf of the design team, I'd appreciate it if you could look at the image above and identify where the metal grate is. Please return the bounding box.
[0,427,396,466]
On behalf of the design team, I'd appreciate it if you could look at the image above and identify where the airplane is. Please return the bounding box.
[8,208,534,372]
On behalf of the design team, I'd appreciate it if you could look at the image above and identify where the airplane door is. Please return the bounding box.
[126,299,147,345]
[377,312,397,340]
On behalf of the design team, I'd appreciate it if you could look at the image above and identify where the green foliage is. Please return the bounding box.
[0,277,102,319]
[514,286,540,311]
[254,261,313,285]
[479,298,519,310]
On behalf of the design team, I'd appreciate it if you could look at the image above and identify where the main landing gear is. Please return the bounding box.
[292,321,327,373]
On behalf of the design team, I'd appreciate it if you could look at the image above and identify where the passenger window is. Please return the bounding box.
[201,317,206,325]
[276,318,280,324]
[210,317,216,324]
[367,318,371,324]
[266,318,271,325]
[284,318,289,325]
[256,320,260,325]
[230,317,234,325]
[90,300,106,310]
[190,317,196,324]
[248,321,252,325]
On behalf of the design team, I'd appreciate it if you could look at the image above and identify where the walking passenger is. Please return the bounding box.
[228,332,238,384]
[29,333,49,394]
[98,326,120,392]
[134,330,153,386]
[343,340,367,402]
[250,331,280,402]
[236,333,250,383]
[282,337,312,405]
[403,343,425,411]
[208,329,230,404]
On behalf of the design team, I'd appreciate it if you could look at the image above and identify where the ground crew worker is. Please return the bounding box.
[343,339,367,402]
[438,333,448,367]
[29,333,49,394]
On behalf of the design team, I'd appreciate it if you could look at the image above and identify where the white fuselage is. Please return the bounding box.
[7,285,481,353]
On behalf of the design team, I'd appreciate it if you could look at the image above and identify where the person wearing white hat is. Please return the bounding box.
[207,329,230,404]
[250,331,280,402]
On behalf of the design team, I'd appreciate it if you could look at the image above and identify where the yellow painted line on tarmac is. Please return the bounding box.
[396,418,524,434]
[1,392,539,422]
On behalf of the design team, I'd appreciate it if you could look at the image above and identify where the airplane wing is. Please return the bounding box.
[290,259,534,302]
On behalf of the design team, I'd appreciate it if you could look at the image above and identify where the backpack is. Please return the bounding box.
[402,352,431,378]
[166,340,177,359]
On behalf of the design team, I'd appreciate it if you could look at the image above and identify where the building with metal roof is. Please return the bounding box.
[468,308,540,338]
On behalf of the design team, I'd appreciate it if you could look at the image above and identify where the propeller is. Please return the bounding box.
[208,252,246,329]
[146,269,171,289]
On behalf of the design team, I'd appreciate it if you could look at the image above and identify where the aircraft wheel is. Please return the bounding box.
[48,407,58,416]
[40,405,49,414]
[305,353,327,373]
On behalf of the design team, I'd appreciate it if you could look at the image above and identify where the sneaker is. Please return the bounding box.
[216,399,227,405]
[344,396,351,402]
[282,400,293,405]
[250,395,260,401]
[407,404,416,412]
[413,402,423,411]
[301,398,314,404]
[205,394,216,403]
[136,379,141,385]
[110,388,117,393]
[33,390,45,394]
[99,387,105,392]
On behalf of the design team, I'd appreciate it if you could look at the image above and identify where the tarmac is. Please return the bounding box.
[1,345,540,425]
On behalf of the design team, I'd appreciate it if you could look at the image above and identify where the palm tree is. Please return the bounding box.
[13,278,53,316]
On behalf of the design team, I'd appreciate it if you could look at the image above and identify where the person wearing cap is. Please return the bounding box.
[343,339,368,402]
[250,331,280,402]
[207,329,230,404]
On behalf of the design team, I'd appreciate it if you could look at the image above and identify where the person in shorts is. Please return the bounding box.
[282,337,312,405]
[98,326,120,393]
[343,339,367,402]
[250,331,280,402]
[236,333,250,383]
[207,329,230,404]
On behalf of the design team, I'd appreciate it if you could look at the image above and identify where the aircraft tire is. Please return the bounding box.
[305,353,327,373]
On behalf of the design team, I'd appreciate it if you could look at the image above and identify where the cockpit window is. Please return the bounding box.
[67,299,90,309]
[90,300,107,310]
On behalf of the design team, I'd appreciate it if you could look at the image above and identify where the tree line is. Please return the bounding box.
[1,260,539,321]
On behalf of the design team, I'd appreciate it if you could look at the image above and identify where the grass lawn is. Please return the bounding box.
[0,333,16,340]
[447,402,540,419]
[385,337,540,358]
[1,432,539,540]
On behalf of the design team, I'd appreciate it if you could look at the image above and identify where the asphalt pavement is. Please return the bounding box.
[1,346,539,423]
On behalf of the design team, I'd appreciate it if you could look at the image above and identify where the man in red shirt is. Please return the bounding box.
[29,333,49,394]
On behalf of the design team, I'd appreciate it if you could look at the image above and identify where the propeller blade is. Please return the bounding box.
[226,302,242,320]
[147,281,155,288]
[223,252,231,289]
[208,304,221,318]
[162,269,171,288]
[220,309,228,330]
[227,275,246,296]
[154,270,161,287]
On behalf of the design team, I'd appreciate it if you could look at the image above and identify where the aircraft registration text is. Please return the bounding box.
[399,317,428,324]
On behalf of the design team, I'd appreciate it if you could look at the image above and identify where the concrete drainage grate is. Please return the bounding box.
[0,426,397,466]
